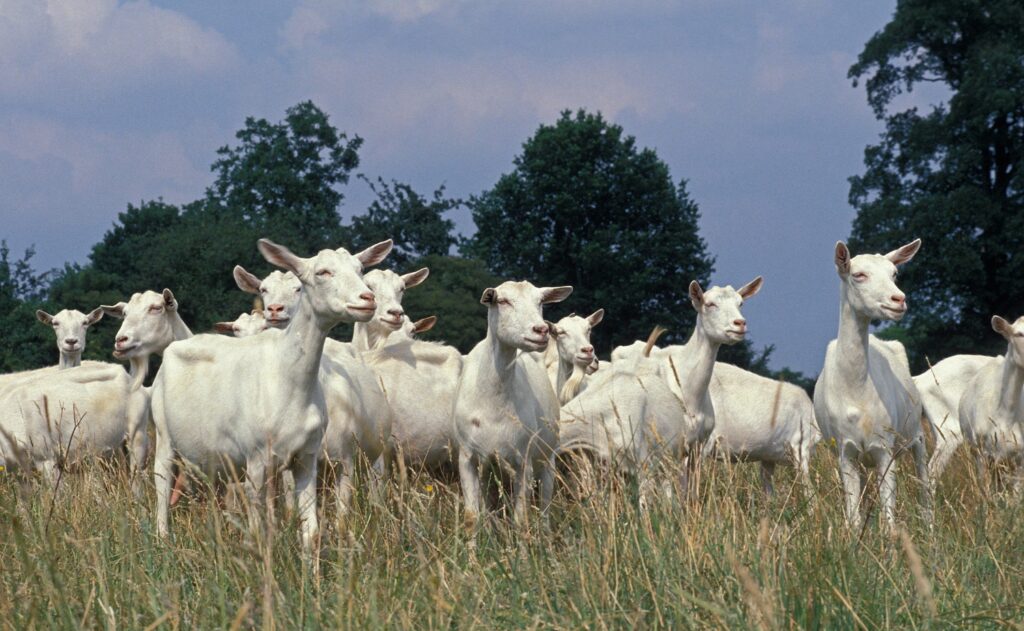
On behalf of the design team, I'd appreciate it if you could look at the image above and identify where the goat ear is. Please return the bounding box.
[545,320,561,337]
[413,315,437,334]
[738,276,764,299]
[36,310,54,325]
[101,302,127,319]
[540,286,573,305]
[233,265,262,294]
[355,239,393,268]
[213,322,236,335]
[885,238,921,266]
[84,307,104,326]
[835,242,851,276]
[992,316,1013,339]
[689,281,705,310]
[259,239,308,277]
[480,288,497,305]
[162,289,178,311]
[587,308,605,327]
[402,267,429,289]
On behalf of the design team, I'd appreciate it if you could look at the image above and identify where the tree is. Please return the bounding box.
[463,109,717,355]
[0,243,55,371]
[205,100,362,250]
[399,254,503,353]
[847,0,1024,371]
[345,176,459,268]
[52,102,366,349]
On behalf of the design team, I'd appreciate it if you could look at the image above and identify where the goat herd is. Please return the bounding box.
[0,236,1020,555]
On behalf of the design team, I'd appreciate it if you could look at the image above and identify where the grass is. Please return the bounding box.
[1,447,1023,629]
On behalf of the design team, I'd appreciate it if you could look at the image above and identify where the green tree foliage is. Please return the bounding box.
[847,0,1024,370]
[206,100,362,250]
[464,109,724,357]
[399,254,503,353]
[53,103,364,345]
[0,244,56,371]
[346,176,459,268]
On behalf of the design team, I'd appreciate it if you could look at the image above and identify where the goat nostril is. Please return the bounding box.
[360,292,375,303]
[892,295,905,304]
[581,346,594,354]
[734,319,746,327]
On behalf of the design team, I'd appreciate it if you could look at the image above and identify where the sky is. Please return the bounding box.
[0,0,934,375]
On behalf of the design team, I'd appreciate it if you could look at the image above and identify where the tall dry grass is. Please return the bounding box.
[1,446,1022,629]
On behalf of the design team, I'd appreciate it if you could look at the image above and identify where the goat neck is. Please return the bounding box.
[835,282,871,389]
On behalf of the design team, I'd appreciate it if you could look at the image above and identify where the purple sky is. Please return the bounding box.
[0,1,942,375]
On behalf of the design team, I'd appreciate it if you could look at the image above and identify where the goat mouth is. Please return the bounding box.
[880,305,906,318]
[112,345,138,358]
[381,317,404,329]
[347,304,376,314]
[523,336,549,349]
[575,354,595,364]
[267,316,290,326]
[726,329,747,338]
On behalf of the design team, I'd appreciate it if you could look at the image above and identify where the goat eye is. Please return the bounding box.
[497,298,510,306]
[150,306,162,313]
[705,303,716,309]
[316,269,332,277]
[853,272,868,281]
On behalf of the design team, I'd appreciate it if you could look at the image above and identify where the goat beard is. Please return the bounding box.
[559,363,588,405]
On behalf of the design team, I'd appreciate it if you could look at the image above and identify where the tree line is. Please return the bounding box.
[4,1,1020,387]
[0,103,789,383]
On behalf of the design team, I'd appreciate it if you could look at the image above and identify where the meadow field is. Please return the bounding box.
[1,448,1022,630]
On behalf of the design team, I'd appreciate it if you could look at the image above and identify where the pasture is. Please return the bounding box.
[2,446,1021,629]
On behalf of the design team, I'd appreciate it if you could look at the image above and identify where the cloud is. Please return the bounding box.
[0,0,239,100]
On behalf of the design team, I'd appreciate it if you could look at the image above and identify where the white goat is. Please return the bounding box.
[813,240,930,530]
[214,311,269,338]
[234,263,395,516]
[36,308,104,368]
[545,310,603,404]
[958,316,1024,488]
[704,362,820,495]
[454,280,572,526]
[0,291,189,485]
[351,268,429,352]
[610,278,764,497]
[150,238,391,553]
[364,315,463,472]
[913,354,990,482]
[558,353,686,506]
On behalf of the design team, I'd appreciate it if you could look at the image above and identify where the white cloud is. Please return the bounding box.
[0,114,207,205]
[0,0,238,98]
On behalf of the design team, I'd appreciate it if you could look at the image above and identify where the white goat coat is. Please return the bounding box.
[152,329,325,476]
[814,336,921,458]
[453,340,559,479]
[0,362,143,478]
[320,338,393,466]
[364,336,462,468]
[704,362,820,469]
[558,359,688,471]
[914,354,990,477]
[958,355,1024,464]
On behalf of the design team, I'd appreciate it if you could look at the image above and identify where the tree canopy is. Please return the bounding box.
[847,0,1024,370]
[463,109,761,363]
[0,102,802,381]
